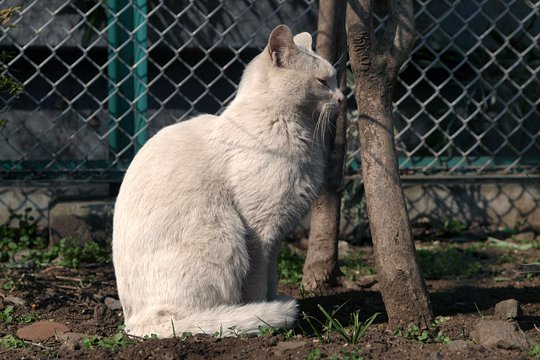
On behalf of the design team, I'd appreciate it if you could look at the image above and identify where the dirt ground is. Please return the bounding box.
[1,232,540,359]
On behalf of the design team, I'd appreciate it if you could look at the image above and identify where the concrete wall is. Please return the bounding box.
[404,181,540,231]
[1,180,538,244]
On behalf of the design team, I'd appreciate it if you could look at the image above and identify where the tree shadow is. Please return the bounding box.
[298,283,540,333]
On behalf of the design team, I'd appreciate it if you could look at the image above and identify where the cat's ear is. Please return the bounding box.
[268,25,296,67]
[293,33,313,52]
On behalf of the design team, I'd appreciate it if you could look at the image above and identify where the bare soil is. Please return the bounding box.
[1,236,540,359]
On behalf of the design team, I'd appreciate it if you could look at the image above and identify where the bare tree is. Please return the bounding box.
[345,0,434,328]
[302,0,347,291]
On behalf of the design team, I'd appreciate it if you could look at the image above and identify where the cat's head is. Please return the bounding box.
[264,25,344,122]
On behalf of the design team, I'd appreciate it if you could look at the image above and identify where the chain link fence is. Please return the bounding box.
[0,0,538,183]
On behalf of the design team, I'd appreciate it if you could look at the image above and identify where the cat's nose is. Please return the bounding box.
[336,90,345,104]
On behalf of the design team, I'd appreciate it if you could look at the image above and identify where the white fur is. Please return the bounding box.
[112,25,344,338]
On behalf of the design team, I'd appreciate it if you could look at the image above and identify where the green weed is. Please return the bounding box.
[474,302,484,319]
[340,252,376,281]
[302,303,377,344]
[257,324,296,339]
[82,332,135,350]
[55,237,111,268]
[0,306,40,324]
[330,350,364,360]
[417,244,483,279]
[278,244,305,285]
[442,220,467,236]
[394,324,452,344]
[258,325,278,337]
[213,325,224,338]
[0,334,27,349]
[0,208,111,267]
[529,343,540,358]
[2,277,16,291]
[227,325,240,337]
[0,305,14,323]
[179,331,192,340]
[17,312,40,324]
[0,208,49,263]
[306,348,322,360]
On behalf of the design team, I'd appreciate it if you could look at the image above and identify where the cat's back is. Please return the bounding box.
[115,114,218,217]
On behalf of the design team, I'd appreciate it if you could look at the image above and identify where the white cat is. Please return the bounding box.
[112,24,344,338]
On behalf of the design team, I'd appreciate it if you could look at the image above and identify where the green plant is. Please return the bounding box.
[302,303,378,344]
[257,324,296,339]
[2,277,16,291]
[0,208,48,263]
[330,350,364,360]
[529,343,540,358]
[0,6,23,129]
[0,334,27,349]
[395,324,430,342]
[1,208,112,267]
[306,348,322,360]
[0,307,40,324]
[278,244,305,285]
[17,312,40,324]
[56,237,111,268]
[213,325,224,338]
[442,220,467,236]
[82,332,134,350]
[394,324,451,344]
[318,305,378,344]
[179,331,192,340]
[416,244,483,279]
[258,325,278,337]
[227,325,240,337]
[474,302,484,319]
[0,305,14,323]
[340,252,376,282]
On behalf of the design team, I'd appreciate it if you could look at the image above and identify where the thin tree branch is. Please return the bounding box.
[386,0,416,67]
[346,0,375,74]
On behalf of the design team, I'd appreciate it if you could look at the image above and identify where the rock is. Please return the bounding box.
[447,339,468,352]
[273,341,304,357]
[49,200,114,245]
[430,351,443,360]
[494,299,521,321]
[17,320,70,341]
[12,249,31,263]
[3,295,26,306]
[470,320,531,350]
[56,332,88,350]
[93,303,118,325]
[104,297,122,311]
[338,240,351,257]
[80,292,103,303]
[514,231,535,242]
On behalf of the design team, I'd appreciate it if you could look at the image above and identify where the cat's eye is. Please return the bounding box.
[317,78,329,88]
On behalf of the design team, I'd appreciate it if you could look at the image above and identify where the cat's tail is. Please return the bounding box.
[124,299,298,338]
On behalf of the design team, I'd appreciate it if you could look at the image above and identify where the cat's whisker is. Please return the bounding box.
[312,104,328,149]
[333,52,347,71]
[315,104,334,152]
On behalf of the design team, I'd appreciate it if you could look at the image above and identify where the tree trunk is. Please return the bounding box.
[345,0,434,329]
[302,0,347,292]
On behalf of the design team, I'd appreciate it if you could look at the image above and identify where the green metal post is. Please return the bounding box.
[133,0,148,151]
[107,0,148,159]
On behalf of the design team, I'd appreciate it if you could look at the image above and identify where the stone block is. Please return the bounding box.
[494,299,521,321]
[49,199,114,245]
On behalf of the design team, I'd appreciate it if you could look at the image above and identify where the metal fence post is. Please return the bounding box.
[107,0,147,160]
[133,0,148,151]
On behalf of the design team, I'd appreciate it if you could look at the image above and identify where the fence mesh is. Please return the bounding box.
[0,0,538,183]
